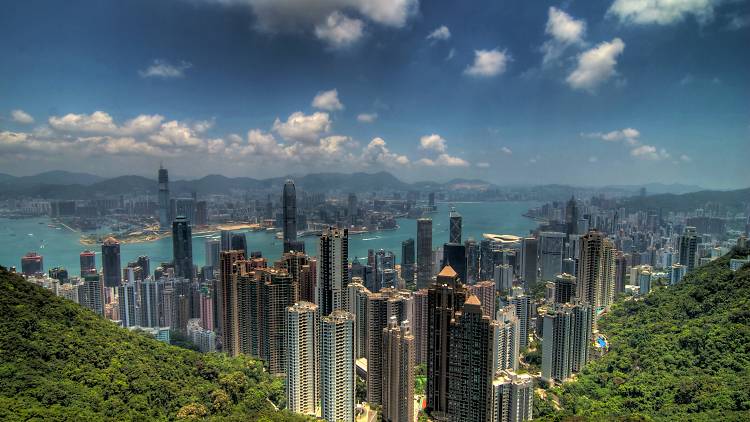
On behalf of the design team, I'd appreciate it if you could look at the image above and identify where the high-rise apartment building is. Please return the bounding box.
[158,165,170,230]
[78,273,104,316]
[554,273,576,304]
[577,230,616,315]
[204,237,220,270]
[283,179,297,253]
[493,305,520,373]
[678,226,699,271]
[416,218,433,289]
[382,317,415,422]
[491,371,533,422]
[412,288,429,365]
[400,238,415,286]
[286,301,318,417]
[117,282,139,327]
[541,302,592,383]
[467,280,496,319]
[218,250,244,356]
[79,250,96,276]
[510,293,531,351]
[102,237,121,288]
[317,227,348,317]
[320,310,355,422]
[346,280,371,359]
[258,268,295,375]
[172,216,194,280]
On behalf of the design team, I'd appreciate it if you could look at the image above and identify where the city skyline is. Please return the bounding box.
[1,1,748,188]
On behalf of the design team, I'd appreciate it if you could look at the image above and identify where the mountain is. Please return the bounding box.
[0,267,309,421]
[536,248,750,421]
[0,170,105,186]
[604,183,706,195]
[619,187,750,213]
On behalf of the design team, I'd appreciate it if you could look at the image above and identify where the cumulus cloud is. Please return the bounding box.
[566,38,625,92]
[464,49,510,77]
[582,127,640,144]
[631,144,670,160]
[49,111,118,133]
[139,59,192,78]
[11,109,34,124]
[427,25,451,41]
[272,111,332,143]
[500,146,513,155]
[357,112,378,123]
[588,156,598,163]
[607,0,722,25]
[312,89,344,111]
[314,12,364,48]
[361,137,409,166]
[541,7,586,65]
[417,154,469,167]
[727,13,750,30]
[419,134,447,152]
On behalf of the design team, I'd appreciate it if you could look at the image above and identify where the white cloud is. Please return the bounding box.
[312,89,344,111]
[357,112,378,123]
[49,111,118,133]
[419,134,447,152]
[417,153,469,167]
[122,114,165,135]
[541,7,586,65]
[500,146,513,155]
[588,156,598,163]
[630,144,670,160]
[427,25,451,41]
[361,137,409,166]
[727,14,750,30]
[566,38,625,92]
[139,59,192,78]
[680,154,692,162]
[476,162,490,168]
[148,120,204,148]
[582,127,640,143]
[314,11,364,48]
[11,109,34,124]
[446,48,456,61]
[464,49,510,77]
[608,0,722,25]
[272,111,332,143]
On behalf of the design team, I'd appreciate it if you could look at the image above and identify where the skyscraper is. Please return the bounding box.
[204,237,220,269]
[449,208,462,244]
[539,232,565,282]
[510,293,531,350]
[286,301,318,417]
[79,250,96,276]
[416,218,433,289]
[172,216,194,280]
[317,227,348,317]
[366,289,410,406]
[283,179,297,253]
[21,252,43,275]
[101,237,121,288]
[493,305,520,373]
[577,230,616,314]
[158,165,170,230]
[565,196,578,236]
[442,242,467,284]
[382,317,415,422]
[447,295,494,422]
[520,237,538,288]
[412,288,429,365]
[467,280,496,319]
[554,273,576,304]
[79,273,104,316]
[346,280,371,359]
[400,238,415,286]
[320,310,355,422]
[541,303,592,383]
[258,268,295,375]
[492,371,533,422]
[117,281,139,327]
[218,250,244,356]
[679,226,699,271]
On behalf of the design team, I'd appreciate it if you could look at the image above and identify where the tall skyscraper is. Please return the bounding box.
[442,242,467,284]
[679,226,699,271]
[286,301,318,417]
[412,289,429,365]
[218,250,244,356]
[467,280,496,319]
[493,305,520,373]
[21,252,43,275]
[117,281,139,327]
[447,295,494,422]
[510,293,531,350]
[492,371,533,422]
[539,232,565,282]
[541,303,592,383]
[79,250,96,276]
[320,310,355,422]
[554,273,576,304]
[367,292,389,405]
[79,273,104,316]
[565,196,578,236]
[400,238,415,286]
[283,179,297,253]
[230,233,248,258]
[317,227,349,317]
[382,317,415,422]
[172,216,194,280]
[101,237,121,288]
[465,239,480,284]
[449,209,462,244]
[346,280,371,359]
[577,230,616,314]
[258,268,296,375]
[219,230,233,251]
[347,193,358,225]
[158,165,170,230]
[139,279,160,327]
[614,251,627,294]
[416,218,433,289]
[204,237,220,269]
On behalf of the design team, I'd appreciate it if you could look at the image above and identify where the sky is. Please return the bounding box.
[0,0,748,189]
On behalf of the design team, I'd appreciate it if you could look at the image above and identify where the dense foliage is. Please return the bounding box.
[537,248,750,421]
[0,267,311,421]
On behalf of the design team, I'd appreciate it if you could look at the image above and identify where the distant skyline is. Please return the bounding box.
[1,0,748,189]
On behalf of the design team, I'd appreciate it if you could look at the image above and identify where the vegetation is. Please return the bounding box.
[414,363,427,396]
[536,248,750,421]
[0,267,311,421]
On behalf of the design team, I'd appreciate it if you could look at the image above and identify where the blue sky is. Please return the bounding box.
[0,0,748,188]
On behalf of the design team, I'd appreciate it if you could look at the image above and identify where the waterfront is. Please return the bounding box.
[0,201,539,274]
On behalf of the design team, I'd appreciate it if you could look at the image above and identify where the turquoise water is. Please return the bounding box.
[0,202,539,273]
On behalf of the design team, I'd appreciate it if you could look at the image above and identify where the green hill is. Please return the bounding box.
[537,248,750,421]
[0,267,310,421]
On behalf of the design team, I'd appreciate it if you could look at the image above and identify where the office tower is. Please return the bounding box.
[493,306,520,373]
[479,239,495,281]
[117,282,139,327]
[286,302,318,417]
[442,242,467,284]
[218,250,244,356]
[220,230,233,251]
[158,165,170,230]
[539,232,565,282]
[21,252,43,275]
[494,264,513,296]
[541,303,591,383]
[78,274,104,316]
[195,200,208,226]
[174,198,196,224]
[416,218,433,289]
[79,250,96,276]
[465,239,480,284]
[172,217,194,280]
[372,249,397,292]
[258,268,296,375]
[230,232,247,258]
[554,273,576,304]
[346,280,371,359]
[678,226,699,271]
[347,193,358,225]
[299,260,316,303]
[449,209,462,244]
[492,371,533,422]
[428,192,436,209]
[320,310,355,422]
[519,237,538,288]
[614,252,627,294]
[566,196,578,236]
[140,279,160,327]
[670,263,687,285]
[367,292,390,405]
[562,257,576,276]
[467,280,496,319]
[317,227,349,317]
[401,238,415,286]
[102,237,122,288]
[510,293,531,350]
[382,317,415,422]
[426,266,466,417]
[204,237,220,269]
[447,295,494,422]
[412,289,429,365]
[136,256,150,280]
[283,179,297,253]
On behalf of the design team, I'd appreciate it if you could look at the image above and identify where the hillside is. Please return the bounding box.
[537,248,750,421]
[619,188,750,214]
[0,267,310,421]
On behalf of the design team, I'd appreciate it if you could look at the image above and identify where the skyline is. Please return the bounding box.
[1,0,749,188]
